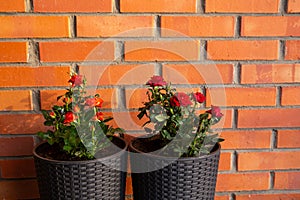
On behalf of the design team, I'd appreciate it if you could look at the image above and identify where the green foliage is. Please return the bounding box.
[38,74,124,160]
[138,76,224,157]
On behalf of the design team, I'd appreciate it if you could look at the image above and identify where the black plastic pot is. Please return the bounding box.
[33,137,128,200]
[129,137,221,200]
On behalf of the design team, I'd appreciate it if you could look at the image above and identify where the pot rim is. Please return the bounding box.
[129,137,221,161]
[33,136,128,164]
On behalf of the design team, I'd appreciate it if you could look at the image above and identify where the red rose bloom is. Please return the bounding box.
[96,112,104,121]
[170,96,180,107]
[64,111,75,124]
[68,75,83,87]
[176,92,192,107]
[193,92,206,103]
[206,105,223,118]
[146,75,167,87]
[85,97,104,108]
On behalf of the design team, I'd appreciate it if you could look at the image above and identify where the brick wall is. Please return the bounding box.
[0,0,300,199]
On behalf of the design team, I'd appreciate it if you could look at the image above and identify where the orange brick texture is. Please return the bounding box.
[0,0,300,199]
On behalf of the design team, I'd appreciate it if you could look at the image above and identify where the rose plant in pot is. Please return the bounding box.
[129,75,224,200]
[33,74,128,200]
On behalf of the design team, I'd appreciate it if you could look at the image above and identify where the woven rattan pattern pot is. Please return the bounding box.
[130,138,221,200]
[33,137,128,200]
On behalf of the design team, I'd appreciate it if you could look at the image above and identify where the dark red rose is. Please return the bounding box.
[95,112,104,121]
[146,75,167,87]
[68,75,83,86]
[193,92,205,103]
[85,97,104,108]
[206,105,223,118]
[176,92,192,107]
[170,96,180,107]
[64,111,75,124]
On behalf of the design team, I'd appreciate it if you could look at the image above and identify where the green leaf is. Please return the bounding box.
[155,114,169,122]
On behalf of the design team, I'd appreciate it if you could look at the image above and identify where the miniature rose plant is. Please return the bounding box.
[137,75,224,157]
[38,74,124,160]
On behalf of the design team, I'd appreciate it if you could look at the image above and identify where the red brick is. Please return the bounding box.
[241,64,300,84]
[0,180,39,199]
[285,40,300,60]
[236,193,300,200]
[0,137,34,156]
[206,87,276,107]
[288,0,300,13]
[277,130,300,148]
[238,108,300,128]
[215,196,230,200]
[120,0,196,13]
[161,16,235,37]
[282,86,300,105]
[77,16,154,37]
[162,64,233,84]
[219,152,231,171]
[40,88,118,110]
[242,16,300,36]
[221,130,272,149]
[79,64,155,85]
[0,66,70,87]
[206,0,279,13]
[34,0,112,12]
[125,88,148,109]
[124,40,200,61]
[0,114,45,134]
[39,41,114,62]
[207,40,279,60]
[238,151,300,171]
[0,90,32,111]
[0,42,27,63]
[0,16,70,38]
[0,0,25,12]
[216,173,270,191]
[274,171,300,189]
[0,159,35,178]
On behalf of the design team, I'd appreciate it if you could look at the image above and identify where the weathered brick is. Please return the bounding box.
[39,41,115,62]
[207,40,279,60]
[162,64,233,84]
[0,159,35,178]
[285,40,300,60]
[242,16,300,36]
[161,16,235,37]
[77,16,154,37]
[241,64,300,84]
[274,171,300,189]
[0,114,45,134]
[124,40,200,61]
[0,42,27,63]
[219,152,231,171]
[0,16,70,38]
[238,151,300,171]
[206,87,276,107]
[238,108,300,128]
[34,0,112,12]
[0,180,39,199]
[288,0,300,13]
[120,0,196,13]
[0,0,25,12]
[282,86,300,105]
[277,130,300,148]
[0,137,34,156]
[236,193,300,200]
[125,88,148,109]
[0,66,70,87]
[221,130,272,149]
[0,90,32,111]
[206,0,279,13]
[216,173,270,191]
